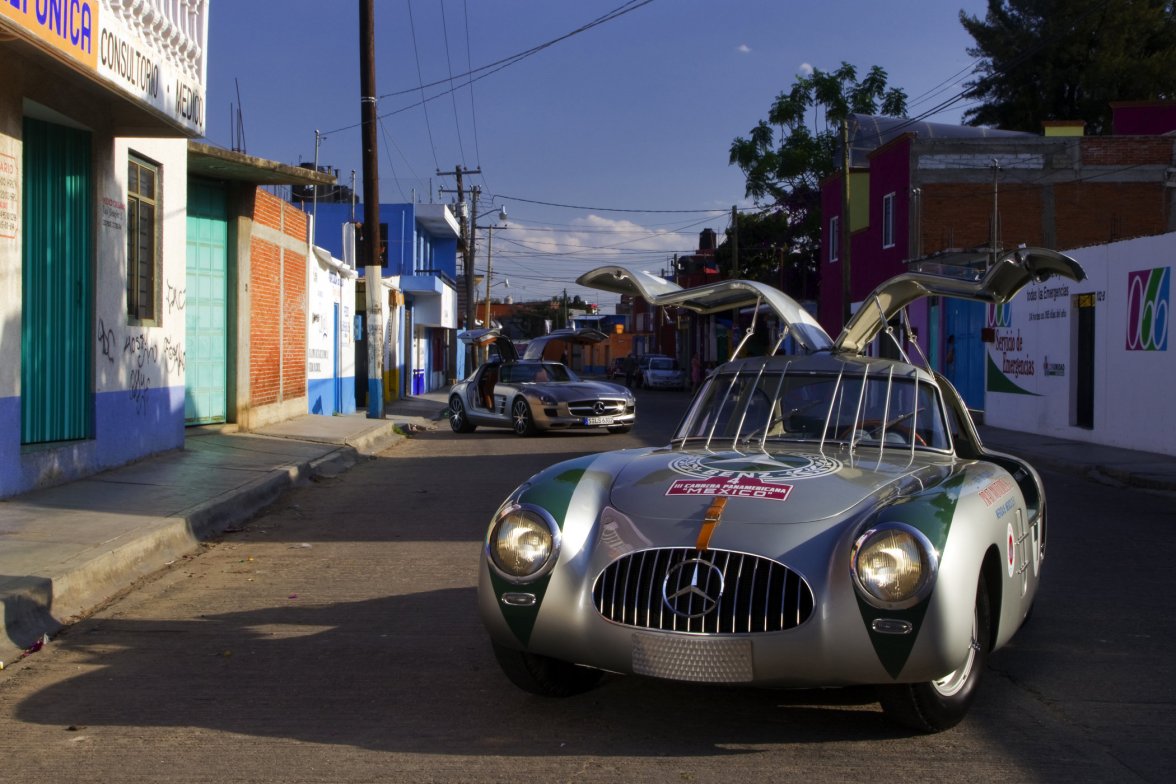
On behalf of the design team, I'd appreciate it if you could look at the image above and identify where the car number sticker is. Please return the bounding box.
[583,416,613,425]
[667,476,793,502]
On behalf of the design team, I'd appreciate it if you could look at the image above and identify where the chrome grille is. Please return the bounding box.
[568,399,627,417]
[592,548,814,634]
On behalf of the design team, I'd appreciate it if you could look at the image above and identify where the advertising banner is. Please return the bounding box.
[1,1,205,136]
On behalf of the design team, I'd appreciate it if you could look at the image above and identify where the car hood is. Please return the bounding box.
[538,380,629,398]
[606,446,953,525]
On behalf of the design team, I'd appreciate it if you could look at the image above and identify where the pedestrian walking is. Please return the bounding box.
[623,352,638,388]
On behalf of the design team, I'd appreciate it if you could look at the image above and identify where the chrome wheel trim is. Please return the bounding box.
[931,615,979,698]
[449,397,465,429]
[512,399,531,434]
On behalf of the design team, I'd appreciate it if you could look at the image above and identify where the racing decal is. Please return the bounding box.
[1006,522,1016,577]
[668,452,841,482]
[667,475,793,502]
[979,477,1014,507]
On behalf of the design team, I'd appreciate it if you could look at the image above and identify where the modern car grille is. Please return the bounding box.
[592,547,814,635]
[567,399,627,417]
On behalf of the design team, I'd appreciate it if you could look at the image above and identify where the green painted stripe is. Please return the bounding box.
[857,470,966,678]
[491,454,599,645]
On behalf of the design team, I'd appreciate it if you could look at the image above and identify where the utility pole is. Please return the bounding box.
[729,205,739,278]
[359,0,384,418]
[990,158,1001,268]
[437,165,482,333]
[840,117,852,328]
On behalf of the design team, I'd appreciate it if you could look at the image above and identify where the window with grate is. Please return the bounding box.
[127,155,160,321]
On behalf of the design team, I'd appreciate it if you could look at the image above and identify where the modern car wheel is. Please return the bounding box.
[512,398,538,436]
[877,572,991,733]
[491,641,603,697]
[449,395,477,433]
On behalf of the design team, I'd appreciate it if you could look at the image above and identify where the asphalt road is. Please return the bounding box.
[0,388,1171,783]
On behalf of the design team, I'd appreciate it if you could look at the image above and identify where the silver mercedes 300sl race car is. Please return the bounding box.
[477,249,1085,732]
[450,327,636,436]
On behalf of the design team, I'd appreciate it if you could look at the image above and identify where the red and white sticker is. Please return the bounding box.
[667,476,793,501]
[1006,523,1016,577]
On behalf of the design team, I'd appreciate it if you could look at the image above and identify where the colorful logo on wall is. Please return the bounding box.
[987,302,1013,328]
[1126,267,1169,351]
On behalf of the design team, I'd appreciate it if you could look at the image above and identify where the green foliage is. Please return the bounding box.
[727,63,906,291]
[961,0,1176,134]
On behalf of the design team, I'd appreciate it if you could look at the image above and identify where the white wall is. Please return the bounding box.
[985,232,1176,455]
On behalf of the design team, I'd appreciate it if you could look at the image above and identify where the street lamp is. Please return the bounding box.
[478,204,508,332]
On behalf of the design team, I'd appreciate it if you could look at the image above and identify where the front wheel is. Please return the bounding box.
[491,641,603,697]
[448,395,476,433]
[877,572,991,733]
[511,398,538,436]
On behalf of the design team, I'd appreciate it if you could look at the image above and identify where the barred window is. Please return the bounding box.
[127,156,159,321]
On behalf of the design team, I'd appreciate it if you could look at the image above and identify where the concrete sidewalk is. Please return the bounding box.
[0,391,450,665]
[2,386,1173,666]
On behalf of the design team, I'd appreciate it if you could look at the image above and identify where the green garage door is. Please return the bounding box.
[185,179,228,425]
[22,117,92,444]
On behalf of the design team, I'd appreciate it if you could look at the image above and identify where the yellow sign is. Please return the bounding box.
[1,0,100,71]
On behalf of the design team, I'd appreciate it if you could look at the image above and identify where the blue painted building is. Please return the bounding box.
[312,202,462,399]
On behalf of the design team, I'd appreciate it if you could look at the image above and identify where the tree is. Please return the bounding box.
[960,0,1176,134]
[728,63,906,286]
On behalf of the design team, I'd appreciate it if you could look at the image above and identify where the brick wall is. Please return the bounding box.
[248,189,308,412]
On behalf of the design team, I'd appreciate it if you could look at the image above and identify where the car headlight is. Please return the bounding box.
[537,391,558,405]
[486,504,561,583]
[851,523,938,609]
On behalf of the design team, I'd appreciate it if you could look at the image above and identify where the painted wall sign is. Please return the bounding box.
[0,0,99,70]
[2,1,206,135]
[0,151,17,240]
[1125,267,1169,351]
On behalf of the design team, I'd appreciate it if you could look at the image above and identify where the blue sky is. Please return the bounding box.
[203,0,991,306]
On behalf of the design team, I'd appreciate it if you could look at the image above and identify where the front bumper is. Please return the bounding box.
[531,400,636,430]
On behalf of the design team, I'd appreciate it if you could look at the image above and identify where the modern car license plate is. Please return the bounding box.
[583,416,613,425]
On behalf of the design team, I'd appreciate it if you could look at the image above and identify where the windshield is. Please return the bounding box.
[502,362,577,383]
[649,358,678,371]
[675,367,950,451]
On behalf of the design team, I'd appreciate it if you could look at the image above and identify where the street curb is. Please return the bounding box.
[0,444,366,666]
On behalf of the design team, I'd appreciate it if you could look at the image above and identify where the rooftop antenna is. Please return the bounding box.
[233,78,247,154]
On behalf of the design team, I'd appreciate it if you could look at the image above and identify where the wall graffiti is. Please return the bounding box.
[98,318,117,363]
[94,320,186,415]
[166,279,186,314]
[164,336,186,371]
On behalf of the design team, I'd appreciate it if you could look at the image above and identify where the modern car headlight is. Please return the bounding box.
[537,391,558,405]
[486,504,561,583]
[851,523,938,609]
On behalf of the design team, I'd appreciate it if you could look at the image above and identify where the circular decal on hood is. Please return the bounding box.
[668,452,842,482]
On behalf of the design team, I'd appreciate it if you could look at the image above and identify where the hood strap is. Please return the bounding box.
[695,496,729,551]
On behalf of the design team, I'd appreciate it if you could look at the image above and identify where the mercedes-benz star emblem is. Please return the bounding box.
[593,400,607,415]
[662,559,725,618]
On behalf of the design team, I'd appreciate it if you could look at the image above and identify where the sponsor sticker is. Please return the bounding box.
[979,477,1014,507]
[667,476,793,501]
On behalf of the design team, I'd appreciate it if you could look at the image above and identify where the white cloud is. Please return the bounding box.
[736,44,751,54]
[798,62,814,76]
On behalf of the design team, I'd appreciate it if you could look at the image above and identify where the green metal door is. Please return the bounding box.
[185,179,228,425]
[21,117,92,444]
